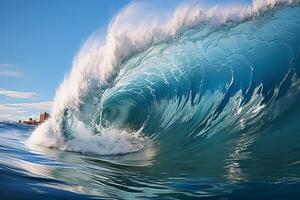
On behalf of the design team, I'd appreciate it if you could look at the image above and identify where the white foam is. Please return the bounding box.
[27,121,145,155]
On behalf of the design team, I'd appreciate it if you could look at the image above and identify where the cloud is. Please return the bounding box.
[0,101,52,121]
[0,104,27,121]
[0,63,15,68]
[5,101,53,110]
[0,104,26,113]
[0,70,25,78]
[0,89,37,98]
[0,63,26,78]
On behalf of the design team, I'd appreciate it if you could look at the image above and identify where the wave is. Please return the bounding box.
[28,0,300,157]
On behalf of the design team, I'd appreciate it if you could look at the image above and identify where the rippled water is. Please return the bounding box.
[2,1,300,199]
[1,120,300,199]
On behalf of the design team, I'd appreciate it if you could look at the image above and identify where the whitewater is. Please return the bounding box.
[1,0,300,199]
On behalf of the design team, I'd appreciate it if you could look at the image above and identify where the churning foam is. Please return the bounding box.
[27,120,145,155]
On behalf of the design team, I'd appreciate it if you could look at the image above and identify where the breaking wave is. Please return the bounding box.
[28,0,300,159]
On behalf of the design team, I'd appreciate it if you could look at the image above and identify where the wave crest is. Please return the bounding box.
[28,0,300,155]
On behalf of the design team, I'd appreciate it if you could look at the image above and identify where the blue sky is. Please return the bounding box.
[0,0,130,121]
[0,0,251,121]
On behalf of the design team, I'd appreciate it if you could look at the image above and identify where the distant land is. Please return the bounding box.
[19,112,50,126]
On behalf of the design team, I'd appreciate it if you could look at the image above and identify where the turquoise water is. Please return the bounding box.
[1,3,300,200]
[1,116,300,199]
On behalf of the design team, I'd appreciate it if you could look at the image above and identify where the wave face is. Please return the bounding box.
[28,0,300,168]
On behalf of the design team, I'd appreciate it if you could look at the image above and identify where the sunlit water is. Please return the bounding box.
[1,113,300,200]
[1,1,300,199]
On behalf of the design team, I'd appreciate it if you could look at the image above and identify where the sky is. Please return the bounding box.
[0,0,251,121]
[0,0,130,121]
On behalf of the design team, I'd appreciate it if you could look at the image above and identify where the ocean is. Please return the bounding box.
[1,0,300,199]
